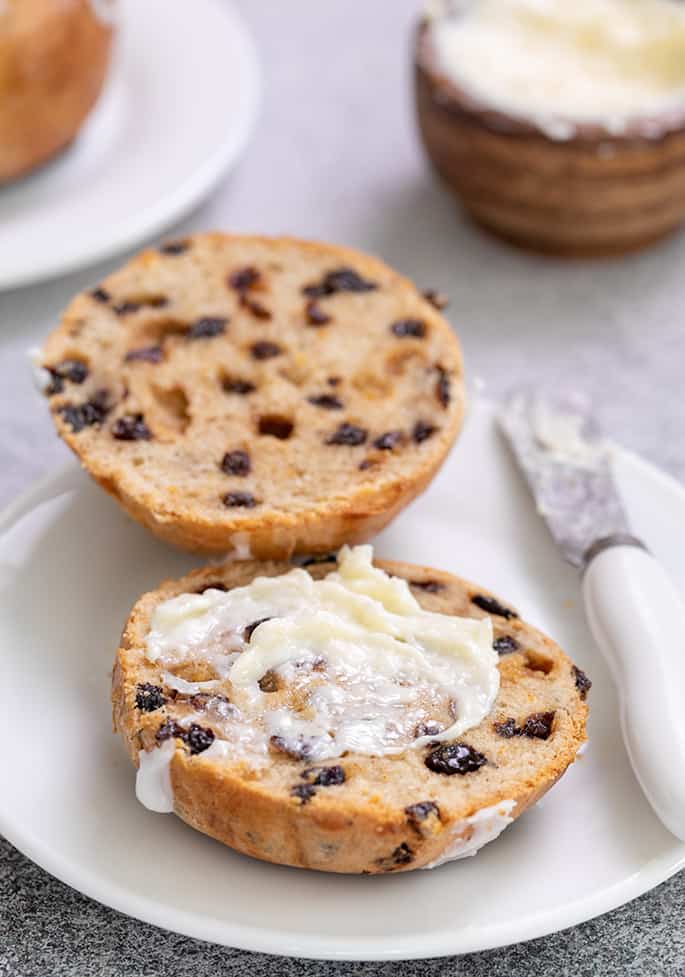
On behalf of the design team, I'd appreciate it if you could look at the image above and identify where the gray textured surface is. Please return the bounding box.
[1,0,684,973]
[1,838,684,977]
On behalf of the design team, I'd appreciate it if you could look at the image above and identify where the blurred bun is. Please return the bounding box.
[0,0,114,183]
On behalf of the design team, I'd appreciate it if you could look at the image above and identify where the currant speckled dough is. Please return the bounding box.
[39,233,465,557]
[112,554,590,874]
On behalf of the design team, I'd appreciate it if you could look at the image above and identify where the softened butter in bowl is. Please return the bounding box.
[415,0,685,256]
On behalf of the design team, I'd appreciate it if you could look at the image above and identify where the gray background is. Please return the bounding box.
[1,1,683,973]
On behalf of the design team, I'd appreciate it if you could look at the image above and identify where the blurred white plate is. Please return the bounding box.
[0,0,259,291]
[0,399,683,960]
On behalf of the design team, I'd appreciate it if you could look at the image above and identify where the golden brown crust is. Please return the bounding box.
[414,20,685,256]
[0,0,113,183]
[112,556,590,873]
[41,233,465,558]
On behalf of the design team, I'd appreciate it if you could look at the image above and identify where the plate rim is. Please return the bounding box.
[2,811,683,960]
[1,423,684,960]
[0,0,261,291]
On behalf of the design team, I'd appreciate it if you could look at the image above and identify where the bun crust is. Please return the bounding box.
[0,0,113,183]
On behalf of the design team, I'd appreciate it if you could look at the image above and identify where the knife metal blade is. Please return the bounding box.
[497,390,635,568]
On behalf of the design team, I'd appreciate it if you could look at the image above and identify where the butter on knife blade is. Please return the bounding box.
[497,391,633,568]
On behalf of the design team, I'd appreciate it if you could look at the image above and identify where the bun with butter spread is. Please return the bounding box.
[112,547,589,873]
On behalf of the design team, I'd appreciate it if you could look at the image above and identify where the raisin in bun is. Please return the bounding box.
[39,233,465,558]
[112,553,590,874]
[0,0,113,184]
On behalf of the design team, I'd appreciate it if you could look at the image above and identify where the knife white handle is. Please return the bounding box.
[583,543,685,841]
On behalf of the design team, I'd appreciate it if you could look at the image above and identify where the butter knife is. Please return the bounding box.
[498,390,685,841]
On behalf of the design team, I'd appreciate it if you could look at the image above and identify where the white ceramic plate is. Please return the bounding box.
[0,0,259,291]
[1,399,683,960]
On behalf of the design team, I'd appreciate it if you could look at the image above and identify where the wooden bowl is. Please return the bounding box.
[414,19,685,257]
[0,0,114,184]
